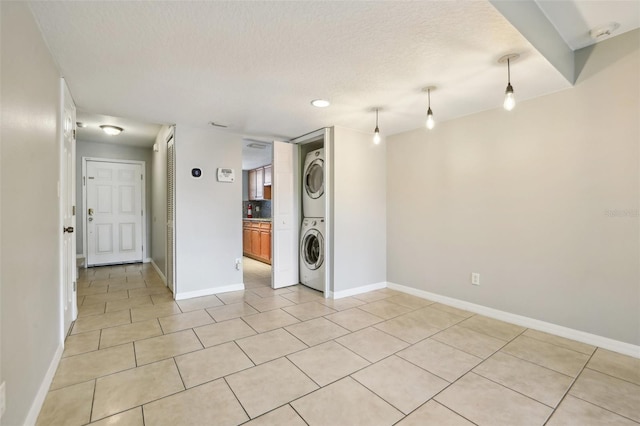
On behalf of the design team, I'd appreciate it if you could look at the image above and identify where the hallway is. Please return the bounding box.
[36,262,640,425]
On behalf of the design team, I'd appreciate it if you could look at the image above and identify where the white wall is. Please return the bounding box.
[76,140,154,258]
[174,126,243,297]
[151,126,171,278]
[387,30,639,346]
[331,126,387,293]
[0,3,64,424]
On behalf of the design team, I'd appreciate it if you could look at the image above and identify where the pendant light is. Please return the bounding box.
[423,86,436,130]
[499,53,519,111]
[373,108,381,144]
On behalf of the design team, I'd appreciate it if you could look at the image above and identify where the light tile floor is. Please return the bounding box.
[37,257,640,425]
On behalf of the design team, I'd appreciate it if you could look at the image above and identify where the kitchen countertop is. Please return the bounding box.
[243,218,272,222]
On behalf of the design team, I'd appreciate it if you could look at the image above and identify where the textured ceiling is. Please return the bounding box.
[30,1,575,141]
[76,111,161,148]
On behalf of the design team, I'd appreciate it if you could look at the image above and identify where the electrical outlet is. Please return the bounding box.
[1,381,6,419]
[235,258,241,271]
[471,273,480,286]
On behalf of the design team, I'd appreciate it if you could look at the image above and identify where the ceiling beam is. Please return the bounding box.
[490,0,575,84]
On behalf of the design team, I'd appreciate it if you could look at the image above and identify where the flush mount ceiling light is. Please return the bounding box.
[372,107,382,145]
[422,86,437,130]
[311,99,330,108]
[499,53,519,111]
[590,22,620,40]
[99,125,123,135]
[76,121,87,128]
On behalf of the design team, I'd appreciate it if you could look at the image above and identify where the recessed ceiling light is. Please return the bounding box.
[99,125,123,136]
[311,99,330,108]
[590,22,620,40]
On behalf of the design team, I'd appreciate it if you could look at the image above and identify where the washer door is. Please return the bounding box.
[304,158,324,199]
[301,229,324,270]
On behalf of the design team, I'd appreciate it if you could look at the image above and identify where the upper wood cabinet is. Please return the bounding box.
[247,165,272,201]
[263,165,272,186]
[256,167,264,199]
[248,169,257,200]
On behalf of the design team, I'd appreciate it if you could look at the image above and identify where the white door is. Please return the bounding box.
[86,161,144,265]
[272,141,300,289]
[61,80,77,335]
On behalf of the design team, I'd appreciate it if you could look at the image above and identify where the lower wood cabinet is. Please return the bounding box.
[242,220,271,264]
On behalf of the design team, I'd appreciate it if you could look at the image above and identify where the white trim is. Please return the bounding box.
[388,282,640,359]
[24,343,64,426]
[175,283,245,300]
[82,157,147,265]
[143,257,152,263]
[150,259,167,284]
[330,281,387,299]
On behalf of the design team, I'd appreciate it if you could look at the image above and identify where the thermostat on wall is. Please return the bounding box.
[217,168,235,182]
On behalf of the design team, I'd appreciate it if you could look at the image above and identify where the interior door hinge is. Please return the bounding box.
[83,176,86,186]
[141,174,143,181]
[73,129,76,140]
[72,205,76,216]
[73,281,76,291]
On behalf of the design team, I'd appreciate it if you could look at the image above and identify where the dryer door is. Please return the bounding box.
[304,158,324,199]
[301,229,324,270]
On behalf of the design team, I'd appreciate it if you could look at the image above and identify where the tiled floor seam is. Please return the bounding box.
[428,328,511,361]
[542,349,597,425]
[562,394,640,424]
[580,366,640,387]
[469,369,560,410]
[222,376,252,420]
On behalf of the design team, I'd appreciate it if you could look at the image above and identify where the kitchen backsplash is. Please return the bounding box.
[243,200,271,218]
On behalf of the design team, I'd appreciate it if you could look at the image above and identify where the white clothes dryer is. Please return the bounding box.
[299,218,325,292]
[302,148,325,218]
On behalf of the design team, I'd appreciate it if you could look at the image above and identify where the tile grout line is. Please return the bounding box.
[542,348,597,425]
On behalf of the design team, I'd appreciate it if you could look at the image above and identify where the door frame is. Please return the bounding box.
[290,128,332,297]
[59,78,77,339]
[81,157,147,265]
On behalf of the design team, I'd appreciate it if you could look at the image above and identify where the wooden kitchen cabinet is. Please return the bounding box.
[248,169,257,200]
[255,168,264,199]
[263,165,272,185]
[247,165,272,201]
[242,220,271,264]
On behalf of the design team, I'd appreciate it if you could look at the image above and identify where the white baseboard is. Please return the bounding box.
[388,282,640,359]
[24,343,64,426]
[150,260,167,284]
[329,281,388,299]
[175,283,245,301]
[143,258,152,263]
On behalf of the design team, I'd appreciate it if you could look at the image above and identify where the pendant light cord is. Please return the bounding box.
[375,108,379,127]
[507,58,511,85]
[428,89,431,108]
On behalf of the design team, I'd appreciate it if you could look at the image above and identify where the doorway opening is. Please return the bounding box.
[241,139,273,288]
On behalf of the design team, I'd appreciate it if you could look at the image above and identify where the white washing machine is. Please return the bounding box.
[302,148,325,218]
[299,218,325,292]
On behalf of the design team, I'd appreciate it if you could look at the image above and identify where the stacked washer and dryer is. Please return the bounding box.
[300,148,326,292]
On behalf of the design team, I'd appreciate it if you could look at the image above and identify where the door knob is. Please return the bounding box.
[63,226,74,233]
